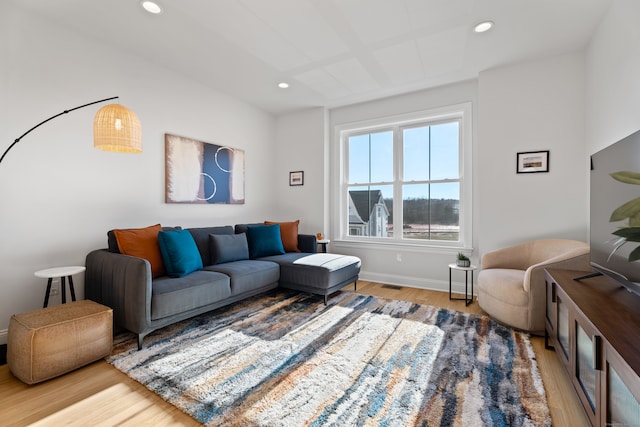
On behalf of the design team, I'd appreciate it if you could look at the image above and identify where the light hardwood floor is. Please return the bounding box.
[0,282,589,426]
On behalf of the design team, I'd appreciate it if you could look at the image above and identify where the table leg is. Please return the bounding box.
[61,276,66,304]
[68,275,76,301]
[465,270,469,305]
[43,278,52,308]
[471,270,474,305]
[449,267,452,300]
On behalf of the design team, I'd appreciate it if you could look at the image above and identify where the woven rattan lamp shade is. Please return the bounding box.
[93,104,142,153]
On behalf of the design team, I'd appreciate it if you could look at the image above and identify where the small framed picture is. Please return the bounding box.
[517,150,549,173]
[289,171,304,186]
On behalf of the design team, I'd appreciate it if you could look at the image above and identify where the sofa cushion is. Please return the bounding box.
[209,233,249,265]
[246,224,285,259]
[477,269,529,307]
[260,253,361,292]
[265,220,301,253]
[151,270,231,320]
[477,269,529,331]
[158,229,203,278]
[234,223,264,235]
[113,224,165,278]
[205,260,279,296]
[108,226,181,253]
[187,226,234,266]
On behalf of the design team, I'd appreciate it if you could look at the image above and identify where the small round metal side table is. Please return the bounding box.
[448,263,478,306]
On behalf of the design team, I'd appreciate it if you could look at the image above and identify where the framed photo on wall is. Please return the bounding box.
[289,171,304,186]
[517,150,549,173]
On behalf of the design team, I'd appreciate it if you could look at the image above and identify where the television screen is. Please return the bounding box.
[590,129,640,295]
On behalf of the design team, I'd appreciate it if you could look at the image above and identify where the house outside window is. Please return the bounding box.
[335,103,472,249]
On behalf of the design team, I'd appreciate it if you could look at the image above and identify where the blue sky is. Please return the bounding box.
[348,122,459,200]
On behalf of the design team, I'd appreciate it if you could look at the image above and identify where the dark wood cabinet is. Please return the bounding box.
[545,269,640,426]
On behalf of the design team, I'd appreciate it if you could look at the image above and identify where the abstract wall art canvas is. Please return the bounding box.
[165,133,245,204]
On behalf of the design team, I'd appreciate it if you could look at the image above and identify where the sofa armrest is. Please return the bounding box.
[481,244,531,270]
[85,249,152,335]
[524,249,591,293]
[298,234,317,253]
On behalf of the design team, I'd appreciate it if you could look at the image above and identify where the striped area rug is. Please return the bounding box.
[108,291,550,426]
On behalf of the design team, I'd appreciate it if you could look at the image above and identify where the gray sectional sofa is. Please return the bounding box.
[85,223,361,349]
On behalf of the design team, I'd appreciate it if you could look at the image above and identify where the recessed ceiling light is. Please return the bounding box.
[474,21,494,33]
[141,1,163,14]
[278,82,289,89]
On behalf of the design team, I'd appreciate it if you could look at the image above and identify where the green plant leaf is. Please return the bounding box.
[610,197,640,222]
[631,211,640,227]
[610,171,640,185]
[612,227,640,242]
[629,245,640,262]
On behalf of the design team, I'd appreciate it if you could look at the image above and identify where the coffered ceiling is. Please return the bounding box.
[11,0,612,115]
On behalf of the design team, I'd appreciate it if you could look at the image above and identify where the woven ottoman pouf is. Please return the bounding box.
[8,300,113,384]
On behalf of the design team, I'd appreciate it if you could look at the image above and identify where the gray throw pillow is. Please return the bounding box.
[209,233,249,264]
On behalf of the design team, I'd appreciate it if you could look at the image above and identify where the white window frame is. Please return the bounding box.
[332,102,472,251]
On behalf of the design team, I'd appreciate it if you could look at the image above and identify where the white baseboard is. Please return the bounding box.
[358,271,476,296]
[0,329,7,345]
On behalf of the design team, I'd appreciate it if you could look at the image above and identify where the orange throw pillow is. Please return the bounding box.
[113,224,166,278]
[265,220,300,252]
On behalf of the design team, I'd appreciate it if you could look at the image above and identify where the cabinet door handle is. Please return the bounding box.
[593,335,602,371]
[551,282,556,303]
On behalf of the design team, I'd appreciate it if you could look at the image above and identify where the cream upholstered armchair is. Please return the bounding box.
[477,239,590,335]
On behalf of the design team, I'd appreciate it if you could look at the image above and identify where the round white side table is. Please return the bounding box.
[35,266,86,307]
[448,263,478,306]
[317,239,330,253]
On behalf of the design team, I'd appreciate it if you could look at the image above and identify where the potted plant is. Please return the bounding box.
[456,252,471,267]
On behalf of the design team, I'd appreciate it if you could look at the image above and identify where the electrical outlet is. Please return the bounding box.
[49,280,59,296]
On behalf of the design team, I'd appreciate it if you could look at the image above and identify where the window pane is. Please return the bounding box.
[430,182,459,241]
[403,126,429,181]
[402,182,459,241]
[348,185,392,237]
[370,132,393,182]
[348,131,393,184]
[402,184,429,239]
[348,134,370,184]
[430,122,459,180]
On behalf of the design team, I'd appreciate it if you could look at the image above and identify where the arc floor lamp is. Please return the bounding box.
[0,96,142,165]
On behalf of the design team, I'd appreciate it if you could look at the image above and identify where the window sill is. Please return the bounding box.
[332,239,473,255]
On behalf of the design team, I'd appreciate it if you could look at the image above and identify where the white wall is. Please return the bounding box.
[329,81,479,291]
[477,53,589,255]
[0,3,277,341]
[273,108,328,236]
[586,0,640,154]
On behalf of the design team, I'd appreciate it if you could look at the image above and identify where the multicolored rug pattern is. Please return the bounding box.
[108,291,550,426]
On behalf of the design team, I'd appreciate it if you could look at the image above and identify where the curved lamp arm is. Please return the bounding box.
[0,96,119,164]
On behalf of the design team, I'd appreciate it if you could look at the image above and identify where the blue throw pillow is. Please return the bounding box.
[158,229,203,277]
[246,224,285,259]
[209,233,249,264]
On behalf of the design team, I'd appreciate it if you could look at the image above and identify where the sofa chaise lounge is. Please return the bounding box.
[85,222,361,349]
